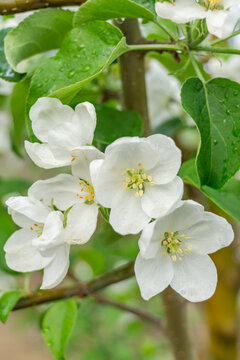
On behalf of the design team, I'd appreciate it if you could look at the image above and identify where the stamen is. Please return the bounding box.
[76,180,95,203]
[161,231,192,262]
[122,165,155,197]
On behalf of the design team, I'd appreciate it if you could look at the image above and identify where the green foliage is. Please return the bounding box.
[0,178,30,200]
[74,0,156,27]
[0,290,23,323]
[0,28,24,82]
[153,117,184,137]
[42,299,78,360]
[10,77,31,155]
[180,158,240,222]
[181,77,240,188]
[27,21,128,136]
[95,104,143,144]
[4,9,74,71]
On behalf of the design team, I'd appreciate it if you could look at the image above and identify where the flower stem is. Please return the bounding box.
[193,46,240,55]
[128,44,184,52]
[210,29,240,46]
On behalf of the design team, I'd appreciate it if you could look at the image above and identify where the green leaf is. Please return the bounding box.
[153,117,183,137]
[74,0,155,27]
[10,77,31,155]
[94,104,143,144]
[0,28,24,82]
[42,299,77,360]
[5,9,74,71]
[0,178,30,200]
[181,77,240,188]
[27,21,127,134]
[180,158,240,222]
[0,290,23,323]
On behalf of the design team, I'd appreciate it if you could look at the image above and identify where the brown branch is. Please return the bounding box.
[93,293,164,329]
[0,0,86,15]
[14,261,134,311]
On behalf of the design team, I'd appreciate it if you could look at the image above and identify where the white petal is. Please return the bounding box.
[170,254,217,302]
[41,244,70,289]
[146,134,182,184]
[221,0,239,9]
[138,221,161,259]
[206,9,240,38]
[73,102,96,145]
[141,176,183,218]
[30,97,74,142]
[4,229,51,272]
[25,141,69,169]
[134,252,173,300]
[6,196,50,223]
[64,203,98,244]
[71,146,104,181]
[29,174,82,210]
[155,0,206,23]
[109,190,150,235]
[11,210,35,229]
[184,212,234,255]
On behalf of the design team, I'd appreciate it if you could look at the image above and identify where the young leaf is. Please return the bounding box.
[0,290,23,323]
[5,9,74,71]
[27,21,128,136]
[181,77,240,188]
[0,28,24,82]
[94,104,143,144]
[74,0,156,27]
[180,158,240,222]
[42,299,78,360]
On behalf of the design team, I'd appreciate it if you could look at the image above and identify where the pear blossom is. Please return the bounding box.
[25,97,96,169]
[135,200,234,302]
[28,146,104,244]
[155,0,240,38]
[90,135,183,235]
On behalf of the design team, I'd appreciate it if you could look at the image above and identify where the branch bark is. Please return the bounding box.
[0,0,86,15]
[14,261,134,310]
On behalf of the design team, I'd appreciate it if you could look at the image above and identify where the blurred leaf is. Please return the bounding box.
[0,290,23,323]
[180,158,240,222]
[95,104,143,144]
[10,77,31,155]
[5,9,74,71]
[0,178,30,200]
[0,28,24,82]
[42,299,77,360]
[27,21,127,139]
[181,77,240,188]
[77,249,106,275]
[0,211,17,274]
[153,117,183,137]
[74,0,155,26]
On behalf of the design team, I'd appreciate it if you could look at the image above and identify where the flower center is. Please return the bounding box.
[76,180,95,203]
[122,163,155,197]
[30,223,43,237]
[161,231,192,262]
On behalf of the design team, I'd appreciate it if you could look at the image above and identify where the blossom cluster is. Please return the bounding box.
[4,98,234,302]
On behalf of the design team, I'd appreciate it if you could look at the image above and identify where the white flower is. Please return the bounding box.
[90,135,183,235]
[135,200,234,302]
[25,97,96,169]
[146,60,182,129]
[28,146,104,244]
[155,0,240,38]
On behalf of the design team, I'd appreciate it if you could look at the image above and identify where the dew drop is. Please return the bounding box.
[213,139,218,145]
[226,109,230,115]
[234,90,239,96]
[68,70,75,78]
[81,66,90,72]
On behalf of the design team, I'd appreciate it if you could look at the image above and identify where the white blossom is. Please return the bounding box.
[25,97,96,169]
[155,0,240,38]
[90,135,183,235]
[135,200,234,302]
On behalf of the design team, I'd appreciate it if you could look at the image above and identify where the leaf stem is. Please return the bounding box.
[194,46,240,55]
[210,29,240,46]
[154,18,178,42]
[128,44,184,52]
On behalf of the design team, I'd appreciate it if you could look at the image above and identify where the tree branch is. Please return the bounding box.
[14,261,134,311]
[0,0,86,15]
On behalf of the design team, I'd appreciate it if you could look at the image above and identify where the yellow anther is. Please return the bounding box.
[162,252,167,257]
[179,257,183,262]
[135,192,140,197]
[139,190,144,197]
[161,231,192,262]
[172,255,177,262]
[138,163,142,167]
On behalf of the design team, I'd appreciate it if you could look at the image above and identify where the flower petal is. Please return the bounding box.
[141,176,183,218]
[30,97,74,142]
[109,190,150,235]
[6,196,50,223]
[4,229,51,272]
[71,146,104,181]
[146,134,182,184]
[135,252,173,300]
[155,0,206,23]
[138,221,161,259]
[41,244,70,289]
[25,141,69,169]
[29,174,81,210]
[73,102,96,145]
[206,9,240,38]
[64,202,98,244]
[170,254,217,302]
[184,211,234,255]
